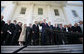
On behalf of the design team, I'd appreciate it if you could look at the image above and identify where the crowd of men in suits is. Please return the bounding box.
[1,15,83,46]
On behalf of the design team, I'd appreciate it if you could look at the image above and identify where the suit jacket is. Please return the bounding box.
[32,24,39,33]
[68,26,74,32]
[12,24,22,40]
[48,25,53,30]
[2,23,13,35]
[10,23,16,33]
[53,26,60,31]
[74,26,82,33]
[26,27,32,33]
[26,26,32,38]
[63,28,66,32]
[63,27,68,32]
[40,23,48,32]
[59,27,64,32]
[11,24,22,44]
[2,23,16,44]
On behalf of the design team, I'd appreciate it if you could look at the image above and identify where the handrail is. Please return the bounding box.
[12,45,27,53]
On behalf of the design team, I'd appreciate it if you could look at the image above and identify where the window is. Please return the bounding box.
[1,7,4,12]
[72,10,78,17]
[20,7,26,14]
[38,8,43,15]
[54,9,59,16]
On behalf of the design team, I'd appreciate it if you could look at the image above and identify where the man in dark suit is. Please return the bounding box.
[1,16,5,45]
[67,23,82,44]
[32,21,39,45]
[74,23,82,33]
[63,25,66,32]
[10,20,17,45]
[59,24,64,32]
[2,20,12,45]
[11,20,17,27]
[73,23,82,44]
[47,22,54,45]
[1,16,5,31]
[53,24,61,31]
[53,24,58,30]
[40,19,48,45]
[48,22,53,30]
[63,25,69,32]
[11,22,22,45]
[4,20,15,45]
[62,25,69,44]
[67,24,75,44]
[25,23,32,45]
[53,23,59,45]
[58,24,66,45]
[67,24,74,32]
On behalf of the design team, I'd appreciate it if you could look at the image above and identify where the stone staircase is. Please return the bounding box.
[1,46,23,53]
[1,44,83,53]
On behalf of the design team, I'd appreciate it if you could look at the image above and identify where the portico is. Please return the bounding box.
[1,1,83,26]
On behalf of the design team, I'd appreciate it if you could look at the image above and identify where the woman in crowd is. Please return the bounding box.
[18,24,27,46]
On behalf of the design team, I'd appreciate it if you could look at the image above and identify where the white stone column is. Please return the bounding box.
[62,6,71,25]
[47,5,53,25]
[26,3,34,26]
[1,1,16,23]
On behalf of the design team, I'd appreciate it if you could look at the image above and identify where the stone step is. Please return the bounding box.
[1,46,23,53]
[1,51,15,53]
[1,44,83,53]
[18,49,71,53]
[18,49,83,53]
[18,44,83,53]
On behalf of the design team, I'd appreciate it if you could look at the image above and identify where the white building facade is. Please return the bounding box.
[1,1,83,26]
